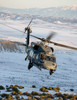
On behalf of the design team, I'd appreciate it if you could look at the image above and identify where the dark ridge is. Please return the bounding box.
[0,40,25,53]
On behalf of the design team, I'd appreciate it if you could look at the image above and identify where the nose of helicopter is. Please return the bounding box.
[43,61,57,71]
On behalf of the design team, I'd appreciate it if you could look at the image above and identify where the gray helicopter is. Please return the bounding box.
[22,20,77,75]
[24,27,57,75]
[0,20,77,75]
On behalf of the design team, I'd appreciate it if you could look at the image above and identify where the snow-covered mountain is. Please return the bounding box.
[0,5,77,18]
[0,6,77,24]
[0,11,77,24]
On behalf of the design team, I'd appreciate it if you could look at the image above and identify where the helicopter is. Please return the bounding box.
[0,19,77,75]
[24,26,57,75]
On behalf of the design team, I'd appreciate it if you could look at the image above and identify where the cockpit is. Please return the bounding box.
[31,42,39,50]
[31,42,45,52]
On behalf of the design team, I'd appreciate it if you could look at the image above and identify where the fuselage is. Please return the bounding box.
[26,42,57,71]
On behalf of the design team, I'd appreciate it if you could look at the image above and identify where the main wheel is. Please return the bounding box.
[49,69,54,75]
[25,55,28,61]
[28,62,33,70]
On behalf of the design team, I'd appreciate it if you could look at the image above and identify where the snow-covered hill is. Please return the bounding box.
[0,19,77,96]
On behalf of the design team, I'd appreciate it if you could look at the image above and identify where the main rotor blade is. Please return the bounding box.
[47,40,77,50]
[30,35,77,50]
[27,19,33,27]
[30,34,43,40]
[0,23,24,33]
[46,32,56,41]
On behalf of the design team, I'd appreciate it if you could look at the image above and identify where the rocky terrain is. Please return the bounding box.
[0,85,77,100]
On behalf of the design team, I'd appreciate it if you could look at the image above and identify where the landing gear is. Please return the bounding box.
[49,69,54,75]
[25,55,28,61]
[28,61,33,70]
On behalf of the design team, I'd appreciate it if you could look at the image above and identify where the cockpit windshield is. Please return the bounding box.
[40,53,56,62]
[46,56,56,62]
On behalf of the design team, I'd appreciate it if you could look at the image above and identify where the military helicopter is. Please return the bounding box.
[0,19,77,75]
[24,24,57,75]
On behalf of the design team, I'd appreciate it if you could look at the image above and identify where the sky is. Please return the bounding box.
[0,0,77,9]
